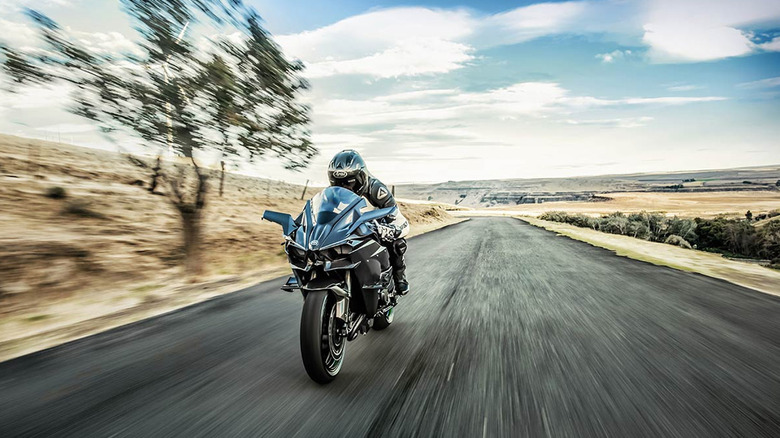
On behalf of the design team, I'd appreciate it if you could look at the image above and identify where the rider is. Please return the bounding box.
[327,149,410,295]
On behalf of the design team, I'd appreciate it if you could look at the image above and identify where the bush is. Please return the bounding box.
[665,235,692,249]
[541,208,780,261]
[540,211,599,229]
[664,217,697,243]
[45,186,67,199]
[627,221,651,239]
[600,213,630,235]
[758,221,780,260]
[62,200,105,219]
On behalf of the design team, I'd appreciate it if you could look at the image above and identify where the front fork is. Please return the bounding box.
[332,270,394,340]
[332,271,351,323]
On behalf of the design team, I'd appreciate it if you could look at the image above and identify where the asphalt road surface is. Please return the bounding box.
[2,217,779,437]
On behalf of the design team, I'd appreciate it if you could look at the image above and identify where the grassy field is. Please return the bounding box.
[0,134,461,361]
[491,191,780,218]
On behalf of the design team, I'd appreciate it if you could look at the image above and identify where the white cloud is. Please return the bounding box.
[276,7,476,78]
[642,0,780,62]
[737,76,780,89]
[311,132,376,146]
[565,117,654,128]
[305,39,474,78]
[276,2,601,79]
[0,18,38,48]
[374,89,457,102]
[667,84,703,91]
[315,82,725,126]
[277,0,780,79]
[275,7,475,63]
[596,49,632,63]
[643,23,754,62]
[477,1,589,46]
[71,29,144,57]
[758,36,780,51]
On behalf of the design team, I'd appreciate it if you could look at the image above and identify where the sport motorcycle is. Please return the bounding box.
[263,186,400,383]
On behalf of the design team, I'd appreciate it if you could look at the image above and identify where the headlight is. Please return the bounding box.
[287,243,306,261]
[333,244,352,255]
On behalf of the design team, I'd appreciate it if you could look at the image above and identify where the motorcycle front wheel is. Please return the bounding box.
[300,291,345,384]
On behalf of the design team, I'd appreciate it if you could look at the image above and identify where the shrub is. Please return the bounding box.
[600,213,630,235]
[665,235,692,249]
[723,220,760,257]
[695,217,729,250]
[45,186,67,199]
[664,217,697,243]
[627,221,651,239]
[758,221,780,260]
[542,209,777,260]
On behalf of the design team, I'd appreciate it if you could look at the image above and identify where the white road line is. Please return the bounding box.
[447,362,454,382]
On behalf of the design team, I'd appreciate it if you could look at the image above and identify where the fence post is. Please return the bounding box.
[300,179,310,200]
[219,160,225,197]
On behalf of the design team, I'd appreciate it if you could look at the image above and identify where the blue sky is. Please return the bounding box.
[1,0,779,184]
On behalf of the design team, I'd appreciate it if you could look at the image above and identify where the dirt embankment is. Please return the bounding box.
[0,134,458,361]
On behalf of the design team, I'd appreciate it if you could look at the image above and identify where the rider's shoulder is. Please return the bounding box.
[367,177,394,207]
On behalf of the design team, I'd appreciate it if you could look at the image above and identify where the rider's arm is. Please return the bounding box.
[367,178,409,239]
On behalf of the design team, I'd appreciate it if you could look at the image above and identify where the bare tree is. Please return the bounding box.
[2,0,317,275]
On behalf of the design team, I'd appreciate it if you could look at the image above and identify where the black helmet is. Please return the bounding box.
[328,149,369,195]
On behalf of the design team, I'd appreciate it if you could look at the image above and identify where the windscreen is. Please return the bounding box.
[311,186,360,225]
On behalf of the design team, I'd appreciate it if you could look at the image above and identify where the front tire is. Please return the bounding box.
[300,291,345,384]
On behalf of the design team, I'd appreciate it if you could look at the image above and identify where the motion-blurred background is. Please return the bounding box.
[1,1,779,436]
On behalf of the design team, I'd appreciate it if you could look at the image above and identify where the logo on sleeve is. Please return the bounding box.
[377,187,388,200]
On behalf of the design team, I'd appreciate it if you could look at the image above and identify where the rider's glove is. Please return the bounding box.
[374,222,399,242]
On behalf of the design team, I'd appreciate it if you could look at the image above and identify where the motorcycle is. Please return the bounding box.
[262,186,399,383]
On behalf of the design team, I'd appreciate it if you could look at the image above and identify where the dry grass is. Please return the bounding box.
[492,191,780,218]
[0,134,460,361]
[520,217,780,297]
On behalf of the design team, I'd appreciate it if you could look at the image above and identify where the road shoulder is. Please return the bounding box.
[518,216,780,297]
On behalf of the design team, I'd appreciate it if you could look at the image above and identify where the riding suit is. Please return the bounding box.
[327,150,410,295]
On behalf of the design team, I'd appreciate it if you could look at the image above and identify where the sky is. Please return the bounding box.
[1,0,779,185]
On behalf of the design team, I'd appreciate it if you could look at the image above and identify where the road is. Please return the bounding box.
[1,218,779,437]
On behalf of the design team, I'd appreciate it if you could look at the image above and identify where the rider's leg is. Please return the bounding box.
[388,238,409,295]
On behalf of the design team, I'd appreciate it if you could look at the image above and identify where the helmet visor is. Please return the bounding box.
[332,176,359,192]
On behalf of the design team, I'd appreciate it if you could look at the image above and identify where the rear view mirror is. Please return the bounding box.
[262,210,297,236]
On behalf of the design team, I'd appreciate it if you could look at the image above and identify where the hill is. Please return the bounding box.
[396,166,780,208]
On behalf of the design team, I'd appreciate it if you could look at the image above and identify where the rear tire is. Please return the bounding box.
[373,306,394,331]
[300,291,345,384]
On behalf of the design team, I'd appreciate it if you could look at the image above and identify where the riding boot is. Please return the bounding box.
[389,239,409,295]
